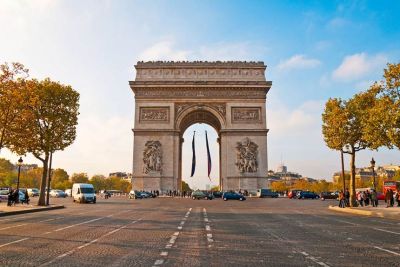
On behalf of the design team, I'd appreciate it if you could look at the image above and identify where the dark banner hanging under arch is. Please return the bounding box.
[190,131,196,177]
[205,131,212,179]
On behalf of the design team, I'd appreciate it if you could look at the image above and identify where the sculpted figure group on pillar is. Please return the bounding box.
[235,137,258,173]
[143,141,163,174]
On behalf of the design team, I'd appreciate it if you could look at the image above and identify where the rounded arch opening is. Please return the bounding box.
[180,123,220,191]
[177,107,223,191]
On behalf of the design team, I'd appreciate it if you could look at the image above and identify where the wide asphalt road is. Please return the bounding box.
[0,196,399,267]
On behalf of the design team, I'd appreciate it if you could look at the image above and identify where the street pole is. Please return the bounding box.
[370,157,376,190]
[341,150,345,192]
[46,152,53,206]
[16,157,23,203]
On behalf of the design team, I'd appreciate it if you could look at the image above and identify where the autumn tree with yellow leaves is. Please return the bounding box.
[1,62,80,206]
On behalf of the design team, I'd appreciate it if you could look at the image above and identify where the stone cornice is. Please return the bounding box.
[133,61,268,83]
[135,61,266,68]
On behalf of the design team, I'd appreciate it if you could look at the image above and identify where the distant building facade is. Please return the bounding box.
[332,165,398,184]
[267,164,317,187]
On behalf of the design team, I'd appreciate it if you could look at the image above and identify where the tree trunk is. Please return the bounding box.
[349,150,356,207]
[341,150,345,192]
[37,154,49,206]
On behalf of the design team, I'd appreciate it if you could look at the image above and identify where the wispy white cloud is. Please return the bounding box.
[332,53,387,82]
[278,55,321,70]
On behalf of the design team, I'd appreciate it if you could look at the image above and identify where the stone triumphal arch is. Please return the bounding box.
[130,61,272,192]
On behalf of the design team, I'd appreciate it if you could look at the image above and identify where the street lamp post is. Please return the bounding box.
[16,157,23,203]
[370,157,376,190]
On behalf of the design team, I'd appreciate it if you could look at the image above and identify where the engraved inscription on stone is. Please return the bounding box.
[143,141,162,174]
[231,107,261,123]
[140,107,169,122]
[235,138,258,173]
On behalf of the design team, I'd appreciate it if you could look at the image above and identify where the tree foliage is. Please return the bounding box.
[0,62,29,152]
[71,173,89,184]
[182,181,192,191]
[5,77,79,206]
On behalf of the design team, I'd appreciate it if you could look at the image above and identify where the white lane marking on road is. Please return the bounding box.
[0,237,30,248]
[203,208,213,245]
[300,251,330,267]
[153,259,164,266]
[154,207,192,266]
[0,223,28,231]
[39,218,142,266]
[374,246,400,256]
[373,228,400,235]
[54,217,103,232]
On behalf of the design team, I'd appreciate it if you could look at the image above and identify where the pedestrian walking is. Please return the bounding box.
[338,191,345,208]
[385,189,393,207]
[370,190,377,207]
[396,191,400,207]
[357,191,363,207]
[345,189,350,207]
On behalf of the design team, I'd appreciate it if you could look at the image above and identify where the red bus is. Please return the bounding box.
[383,181,400,195]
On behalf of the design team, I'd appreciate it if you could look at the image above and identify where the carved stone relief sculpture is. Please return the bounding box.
[235,138,258,173]
[232,107,261,123]
[143,141,162,174]
[140,107,169,122]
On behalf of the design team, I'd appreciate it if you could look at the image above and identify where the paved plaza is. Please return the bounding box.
[1,197,400,266]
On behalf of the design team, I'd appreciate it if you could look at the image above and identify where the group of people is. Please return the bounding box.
[338,188,400,208]
[356,190,378,207]
[384,189,400,207]
[7,188,29,206]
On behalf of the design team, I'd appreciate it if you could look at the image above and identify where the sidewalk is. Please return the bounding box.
[0,202,64,217]
[329,205,400,220]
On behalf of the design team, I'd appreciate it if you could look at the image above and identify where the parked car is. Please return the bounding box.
[222,191,246,201]
[27,188,39,197]
[288,190,302,199]
[50,189,67,198]
[212,191,223,198]
[0,190,28,204]
[320,191,338,200]
[297,191,319,199]
[129,190,143,199]
[64,189,72,197]
[257,188,279,198]
[0,189,8,202]
[192,191,213,200]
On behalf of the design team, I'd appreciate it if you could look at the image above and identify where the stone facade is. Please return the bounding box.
[130,61,272,192]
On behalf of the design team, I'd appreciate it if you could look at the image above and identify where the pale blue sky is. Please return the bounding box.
[1,0,399,189]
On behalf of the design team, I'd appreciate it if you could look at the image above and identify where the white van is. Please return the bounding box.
[72,183,96,203]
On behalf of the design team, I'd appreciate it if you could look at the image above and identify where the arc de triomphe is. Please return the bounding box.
[130,61,271,192]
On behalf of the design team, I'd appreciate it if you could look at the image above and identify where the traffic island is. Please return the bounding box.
[0,204,64,217]
[329,205,400,220]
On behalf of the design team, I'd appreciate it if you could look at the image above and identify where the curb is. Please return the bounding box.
[0,205,65,217]
[328,205,400,220]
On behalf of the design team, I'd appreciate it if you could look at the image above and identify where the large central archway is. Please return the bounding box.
[130,61,272,193]
[176,107,223,190]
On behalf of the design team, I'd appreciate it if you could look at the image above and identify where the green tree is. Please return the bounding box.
[182,181,192,191]
[0,62,29,152]
[322,91,375,206]
[90,175,107,191]
[361,63,400,152]
[7,78,79,206]
[71,173,89,184]
[50,168,69,188]
[270,181,288,193]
